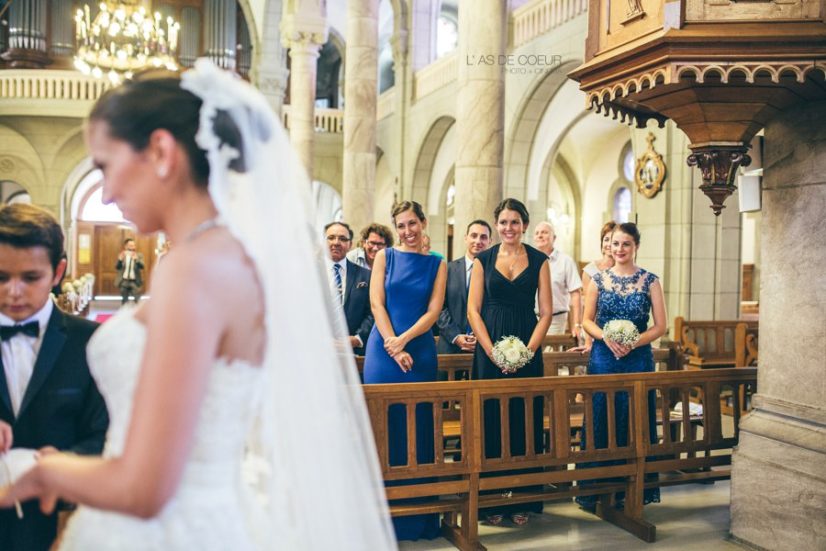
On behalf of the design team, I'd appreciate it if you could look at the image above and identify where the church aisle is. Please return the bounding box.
[400,481,739,550]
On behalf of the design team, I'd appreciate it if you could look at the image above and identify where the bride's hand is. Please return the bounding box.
[0,421,12,452]
[0,463,50,513]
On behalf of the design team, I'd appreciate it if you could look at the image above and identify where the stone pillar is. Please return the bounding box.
[341,0,379,232]
[453,0,506,258]
[730,100,826,550]
[281,1,326,177]
[1,0,49,68]
[204,0,237,70]
[252,0,289,115]
[285,35,323,174]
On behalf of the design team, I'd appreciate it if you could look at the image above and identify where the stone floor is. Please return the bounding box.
[400,481,743,550]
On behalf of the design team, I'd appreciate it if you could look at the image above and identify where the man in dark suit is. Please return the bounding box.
[115,237,144,304]
[0,204,108,551]
[437,219,492,354]
[325,222,373,355]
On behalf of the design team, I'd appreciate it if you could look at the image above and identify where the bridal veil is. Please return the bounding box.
[181,59,396,550]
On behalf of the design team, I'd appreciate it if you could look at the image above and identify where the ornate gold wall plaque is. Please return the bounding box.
[635,133,666,198]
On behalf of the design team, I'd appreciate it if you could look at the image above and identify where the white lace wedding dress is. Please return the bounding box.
[59,308,266,550]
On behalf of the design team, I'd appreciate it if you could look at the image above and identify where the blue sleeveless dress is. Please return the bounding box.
[577,268,661,509]
[363,248,442,541]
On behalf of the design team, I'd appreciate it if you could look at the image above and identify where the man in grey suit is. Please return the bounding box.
[114,238,144,305]
[436,220,491,355]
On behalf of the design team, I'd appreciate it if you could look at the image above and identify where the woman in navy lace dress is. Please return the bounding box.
[576,222,667,510]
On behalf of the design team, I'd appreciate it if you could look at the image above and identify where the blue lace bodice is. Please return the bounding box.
[593,268,657,333]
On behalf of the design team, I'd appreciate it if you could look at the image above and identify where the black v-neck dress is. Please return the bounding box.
[471,243,547,516]
[472,243,546,380]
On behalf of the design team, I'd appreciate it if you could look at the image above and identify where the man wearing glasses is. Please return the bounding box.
[346,223,394,270]
[324,222,374,355]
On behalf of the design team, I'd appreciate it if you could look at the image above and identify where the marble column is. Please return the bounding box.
[730,100,826,550]
[341,0,379,232]
[453,0,506,258]
[252,0,288,115]
[386,27,409,221]
[285,34,323,175]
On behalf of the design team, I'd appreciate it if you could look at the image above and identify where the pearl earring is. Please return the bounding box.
[157,167,168,178]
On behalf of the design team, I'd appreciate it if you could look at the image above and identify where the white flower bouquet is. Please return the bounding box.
[602,319,640,348]
[491,336,534,374]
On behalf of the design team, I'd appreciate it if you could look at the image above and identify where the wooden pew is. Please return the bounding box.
[363,368,757,550]
[674,317,758,369]
[734,323,758,368]
[542,333,578,351]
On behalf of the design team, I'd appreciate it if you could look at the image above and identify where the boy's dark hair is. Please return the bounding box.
[0,203,65,270]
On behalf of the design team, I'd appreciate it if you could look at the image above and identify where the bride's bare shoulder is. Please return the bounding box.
[154,228,262,304]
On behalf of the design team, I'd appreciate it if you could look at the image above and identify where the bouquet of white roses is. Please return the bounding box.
[491,336,534,374]
[602,319,640,348]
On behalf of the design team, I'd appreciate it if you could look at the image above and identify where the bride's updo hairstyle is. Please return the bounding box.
[613,222,641,246]
[88,72,246,186]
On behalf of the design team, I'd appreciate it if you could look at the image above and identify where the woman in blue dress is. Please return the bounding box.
[576,222,667,511]
[468,198,553,527]
[363,200,447,541]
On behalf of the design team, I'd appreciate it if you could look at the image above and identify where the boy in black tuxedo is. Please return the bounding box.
[0,204,108,551]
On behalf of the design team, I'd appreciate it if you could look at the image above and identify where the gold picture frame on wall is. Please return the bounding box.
[635,132,666,198]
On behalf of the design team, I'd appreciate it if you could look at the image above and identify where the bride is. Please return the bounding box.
[0,60,396,550]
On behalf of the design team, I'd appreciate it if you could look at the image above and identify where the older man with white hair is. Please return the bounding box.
[534,221,583,339]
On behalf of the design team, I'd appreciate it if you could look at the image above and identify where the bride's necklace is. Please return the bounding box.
[183,217,223,243]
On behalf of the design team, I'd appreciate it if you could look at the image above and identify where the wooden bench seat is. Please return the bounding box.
[364,368,756,549]
[674,316,758,369]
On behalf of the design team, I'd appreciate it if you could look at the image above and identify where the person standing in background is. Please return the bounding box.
[436,219,491,355]
[533,221,582,339]
[324,221,374,355]
[347,223,394,270]
[114,238,144,305]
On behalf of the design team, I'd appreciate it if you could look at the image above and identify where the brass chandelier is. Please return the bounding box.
[74,1,180,83]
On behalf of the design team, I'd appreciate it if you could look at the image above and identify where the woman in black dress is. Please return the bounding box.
[467,198,553,526]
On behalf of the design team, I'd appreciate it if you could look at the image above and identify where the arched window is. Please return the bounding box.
[613,187,632,224]
[622,142,635,183]
[80,184,128,223]
[437,17,458,57]
[436,2,458,58]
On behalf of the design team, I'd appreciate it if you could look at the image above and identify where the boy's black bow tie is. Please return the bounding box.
[0,321,40,341]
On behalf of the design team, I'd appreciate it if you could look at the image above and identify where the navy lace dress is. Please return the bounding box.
[576,268,661,509]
